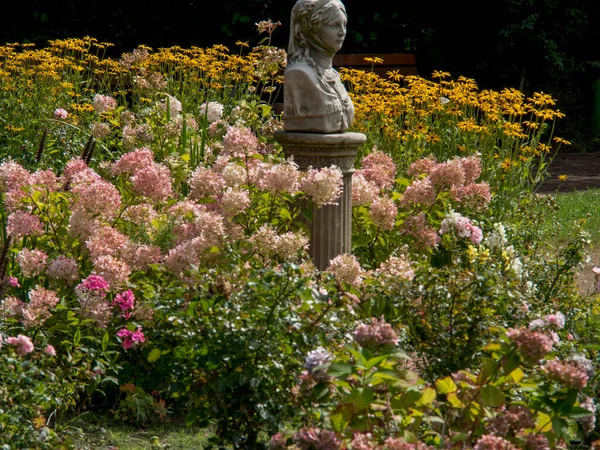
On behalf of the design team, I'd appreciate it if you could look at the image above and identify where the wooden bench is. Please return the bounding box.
[272,53,417,115]
[332,53,417,78]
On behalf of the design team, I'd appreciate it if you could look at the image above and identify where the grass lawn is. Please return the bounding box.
[542,188,600,295]
[70,414,223,449]
[543,188,600,244]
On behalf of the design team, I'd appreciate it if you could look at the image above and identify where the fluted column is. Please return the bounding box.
[274,130,366,270]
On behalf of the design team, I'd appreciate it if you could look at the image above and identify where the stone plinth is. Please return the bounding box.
[274,130,366,270]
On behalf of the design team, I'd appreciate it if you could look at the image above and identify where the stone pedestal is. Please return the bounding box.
[274,130,366,270]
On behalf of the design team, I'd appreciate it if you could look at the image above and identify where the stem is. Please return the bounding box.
[35,128,48,164]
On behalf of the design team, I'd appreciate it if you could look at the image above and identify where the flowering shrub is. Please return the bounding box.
[271,322,595,449]
[0,26,597,449]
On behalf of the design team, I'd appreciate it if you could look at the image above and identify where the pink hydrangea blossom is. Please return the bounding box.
[377,255,415,282]
[45,344,56,356]
[506,327,553,364]
[326,254,364,288]
[68,208,100,240]
[16,248,48,278]
[0,160,30,192]
[524,434,550,450]
[91,122,111,139]
[257,160,300,194]
[61,158,89,184]
[86,226,130,260]
[29,169,61,192]
[2,296,24,318]
[578,396,596,435]
[542,359,589,389]
[121,242,162,271]
[188,167,226,199]
[21,286,60,327]
[460,154,483,183]
[71,172,121,220]
[220,161,248,188]
[199,101,224,123]
[130,163,173,201]
[401,178,436,208]
[402,213,440,250]
[293,428,340,450]
[219,188,251,217]
[359,150,396,190]
[7,334,34,356]
[369,195,398,230]
[223,125,259,157]
[92,255,131,288]
[351,434,376,450]
[473,434,517,450]
[352,172,378,206]
[300,166,343,207]
[450,182,491,209]
[429,158,465,188]
[111,147,155,176]
[122,203,158,224]
[384,437,434,449]
[248,225,309,261]
[53,108,68,120]
[160,94,182,118]
[354,317,399,350]
[6,210,44,238]
[93,94,117,114]
[407,155,437,177]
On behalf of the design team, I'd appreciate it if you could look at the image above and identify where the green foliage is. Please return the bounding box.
[275,327,595,448]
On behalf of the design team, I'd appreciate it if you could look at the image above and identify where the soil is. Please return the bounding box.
[536,152,600,193]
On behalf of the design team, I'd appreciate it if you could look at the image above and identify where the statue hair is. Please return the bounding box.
[287,0,347,66]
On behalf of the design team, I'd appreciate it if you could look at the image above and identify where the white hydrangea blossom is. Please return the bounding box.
[485,222,508,251]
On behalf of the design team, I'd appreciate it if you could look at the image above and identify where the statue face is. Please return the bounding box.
[315,7,347,53]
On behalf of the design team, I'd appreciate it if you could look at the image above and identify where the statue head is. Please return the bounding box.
[288,0,347,64]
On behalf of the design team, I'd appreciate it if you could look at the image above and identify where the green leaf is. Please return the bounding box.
[479,385,505,407]
[501,351,520,374]
[365,354,388,370]
[536,412,553,432]
[101,331,109,352]
[347,346,367,368]
[557,389,578,415]
[435,376,457,394]
[148,348,161,363]
[371,370,401,385]
[447,392,464,408]
[73,329,81,347]
[330,404,353,432]
[477,358,498,383]
[568,405,595,419]
[403,430,418,444]
[328,362,352,379]
[350,388,374,412]
[416,387,437,406]
[551,417,569,436]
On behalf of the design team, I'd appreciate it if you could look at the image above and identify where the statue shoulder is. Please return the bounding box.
[285,61,319,84]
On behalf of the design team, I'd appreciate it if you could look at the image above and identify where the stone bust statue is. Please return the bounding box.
[283,0,355,134]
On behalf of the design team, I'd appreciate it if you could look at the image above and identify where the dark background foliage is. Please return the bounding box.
[2,0,600,146]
